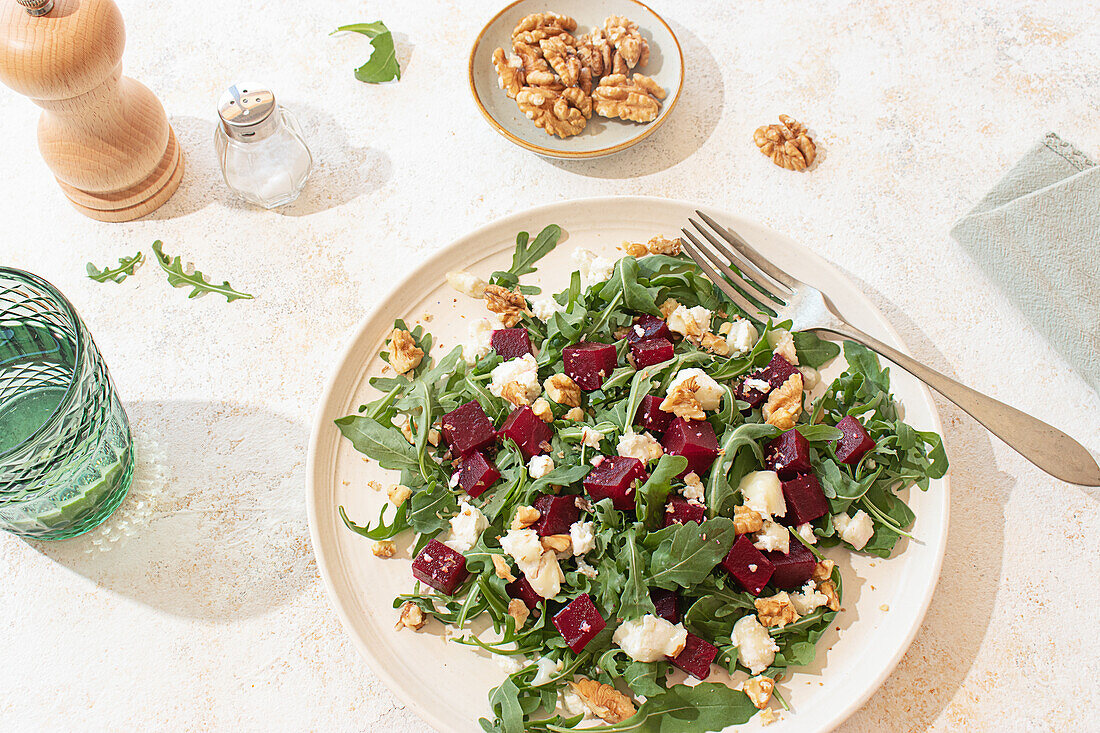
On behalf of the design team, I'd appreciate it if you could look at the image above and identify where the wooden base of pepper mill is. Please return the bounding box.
[0,0,183,222]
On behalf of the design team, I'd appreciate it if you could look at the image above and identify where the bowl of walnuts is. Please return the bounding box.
[469,0,684,159]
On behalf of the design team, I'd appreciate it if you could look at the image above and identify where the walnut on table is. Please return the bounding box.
[492,47,525,99]
[592,74,665,123]
[754,115,817,171]
[569,678,637,723]
[604,15,649,69]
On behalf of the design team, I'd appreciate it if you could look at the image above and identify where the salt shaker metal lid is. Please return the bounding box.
[217,84,280,142]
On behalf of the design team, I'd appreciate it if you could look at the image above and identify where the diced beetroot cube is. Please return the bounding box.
[491,328,533,359]
[634,394,672,434]
[735,354,800,408]
[763,540,817,589]
[650,588,680,624]
[626,314,672,343]
[411,539,469,595]
[456,451,500,498]
[533,494,580,536]
[553,594,606,653]
[584,456,647,510]
[765,428,812,479]
[507,576,543,610]
[499,406,553,457]
[835,415,874,465]
[781,473,829,526]
[563,342,618,391]
[630,337,675,368]
[721,535,775,596]
[668,633,718,680]
[441,400,496,456]
[662,418,719,477]
[663,496,707,527]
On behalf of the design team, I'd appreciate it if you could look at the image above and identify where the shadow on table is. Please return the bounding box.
[29,399,314,621]
[831,270,1014,730]
[145,104,392,220]
[546,22,724,179]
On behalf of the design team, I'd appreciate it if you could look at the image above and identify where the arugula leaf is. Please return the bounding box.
[599,256,662,316]
[334,414,420,473]
[647,518,737,590]
[151,240,253,302]
[492,225,562,287]
[683,592,754,639]
[634,455,688,529]
[407,481,457,535]
[617,525,657,621]
[705,423,779,518]
[572,683,758,732]
[792,331,840,369]
[333,21,401,83]
[338,502,409,540]
[86,252,144,283]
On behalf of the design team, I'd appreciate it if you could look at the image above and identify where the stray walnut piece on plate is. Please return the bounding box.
[492,12,666,138]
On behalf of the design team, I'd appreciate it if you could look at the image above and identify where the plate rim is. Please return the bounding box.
[306,195,951,732]
[466,0,686,159]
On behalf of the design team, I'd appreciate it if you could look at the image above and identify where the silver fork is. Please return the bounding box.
[680,210,1100,487]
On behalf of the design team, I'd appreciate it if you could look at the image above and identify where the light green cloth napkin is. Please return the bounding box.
[950,132,1099,392]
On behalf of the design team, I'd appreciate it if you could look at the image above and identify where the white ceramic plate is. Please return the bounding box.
[468,0,684,158]
[307,197,950,732]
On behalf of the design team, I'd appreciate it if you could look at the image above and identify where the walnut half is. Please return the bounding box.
[484,284,529,327]
[762,373,803,430]
[516,86,590,138]
[569,678,637,723]
[592,74,665,123]
[755,591,801,628]
[754,115,817,171]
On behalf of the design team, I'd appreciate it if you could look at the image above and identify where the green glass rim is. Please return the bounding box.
[0,266,85,461]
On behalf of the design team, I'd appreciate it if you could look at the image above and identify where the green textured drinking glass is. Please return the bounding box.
[0,268,133,539]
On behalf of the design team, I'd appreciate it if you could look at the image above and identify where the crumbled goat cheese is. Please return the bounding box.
[572,248,615,284]
[444,499,488,553]
[732,615,779,674]
[743,377,772,393]
[833,510,875,550]
[667,368,724,411]
[738,471,786,520]
[532,656,564,686]
[576,557,599,578]
[613,614,689,663]
[767,329,798,365]
[796,522,817,545]
[667,305,713,340]
[489,354,541,403]
[581,426,605,449]
[462,318,495,365]
[617,430,663,463]
[495,654,526,674]
[569,520,596,555]
[790,580,829,615]
[500,528,564,599]
[446,270,487,298]
[725,318,759,355]
[680,473,705,504]
[448,471,461,488]
[531,296,566,322]
[753,520,790,554]
[799,366,820,390]
[529,454,555,479]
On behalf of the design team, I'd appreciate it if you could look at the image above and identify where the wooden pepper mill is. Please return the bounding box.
[0,0,183,221]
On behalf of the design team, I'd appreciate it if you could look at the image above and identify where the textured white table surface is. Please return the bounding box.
[1,1,1097,731]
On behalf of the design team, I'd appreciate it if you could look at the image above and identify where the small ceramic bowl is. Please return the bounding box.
[468,0,684,159]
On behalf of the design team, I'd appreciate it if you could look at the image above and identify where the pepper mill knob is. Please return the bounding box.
[0,0,183,221]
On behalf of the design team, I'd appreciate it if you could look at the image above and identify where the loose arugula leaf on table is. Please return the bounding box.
[86,252,144,283]
[333,21,401,83]
[151,240,253,302]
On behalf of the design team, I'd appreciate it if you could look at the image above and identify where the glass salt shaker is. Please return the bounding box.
[215,83,312,208]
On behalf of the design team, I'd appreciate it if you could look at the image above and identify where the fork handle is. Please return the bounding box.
[820,324,1100,486]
